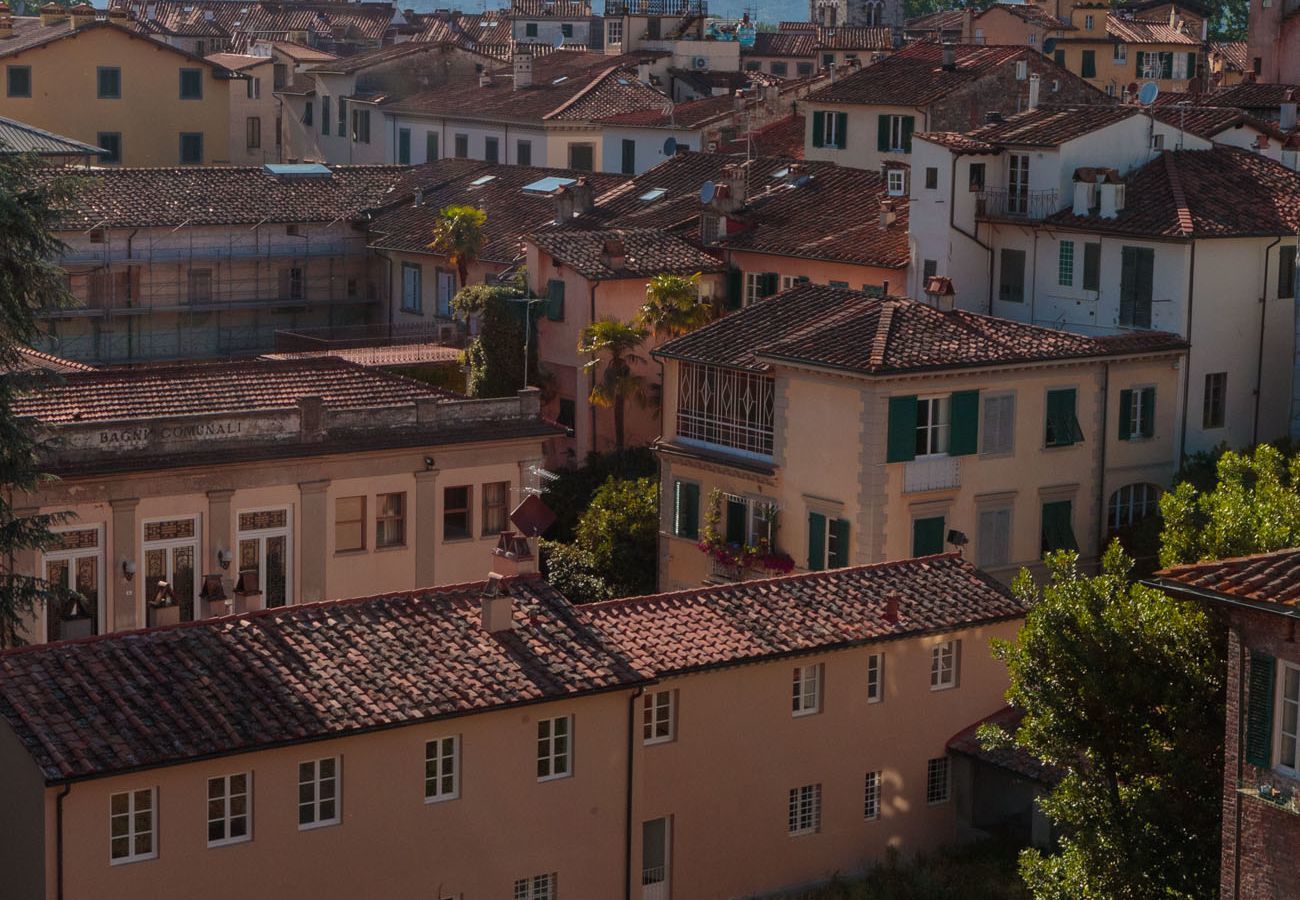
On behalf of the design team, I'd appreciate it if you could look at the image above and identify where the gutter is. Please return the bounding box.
[1096,360,1110,555]
[589,280,599,454]
[1253,237,1280,446]
[623,685,644,900]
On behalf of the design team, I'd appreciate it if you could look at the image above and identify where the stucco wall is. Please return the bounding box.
[0,721,47,900]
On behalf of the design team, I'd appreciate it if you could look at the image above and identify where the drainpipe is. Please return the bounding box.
[56,782,71,900]
[383,251,395,331]
[1096,360,1110,557]
[1178,242,1196,463]
[589,280,600,455]
[948,155,992,313]
[1253,237,1280,446]
[1233,636,1245,899]
[1028,228,1039,325]
[624,686,644,900]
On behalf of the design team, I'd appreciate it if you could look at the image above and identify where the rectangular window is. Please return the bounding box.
[97,132,122,164]
[621,138,636,174]
[303,101,313,126]
[443,486,471,540]
[864,771,881,820]
[877,113,914,152]
[321,96,330,135]
[643,690,674,744]
[1045,388,1082,447]
[561,23,573,37]
[179,67,203,99]
[1083,242,1101,291]
[517,139,532,166]
[792,663,822,716]
[401,262,422,313]
[1058,240,1074,287]
[1041,499,1078,553]
[246,116,261,150]
[771,61,788,76]
[481,481,509,536]
[1081,49,1097,78]
[672,480,700,539]
[207,774,251,847]
[338,96,347,135]
[454,133,469,158]
[351,108,370,144]
[980,392,1014,456]
[926,757,950,804]
[397,127,411,164]
[142,516,199,623]
[607,18,622,43]
[930,640,959,690]
[1119,246,1154,328]
[798,61,814,76]
[236,508,290,607]
[246,76,260,100]
[514,874,557,900]
[6,65,30,98]
[1277,661,1300,771]
[1279,245,1296,300]
[187,268,212,304]
[924,166,938,189]
[97,66,121,99]
[1119,387,1156,440]
[968,162,986,191]
[537,715,571,780]
[788,784,822,835]
[425,131,438,161]
[977,507,1012,568]
[274,62,288,90]
[110,788,156,863]
[1203,372,1227,429]
[484,136,499,163]
[866,652,883,703]
[887,168,906,196]
[179,132,204,165]
[915,395,951,457]
[558,398,576,433]
[297,758,340,828]
[999,248,1026,302]
[912,515,945,556]
[376,492,406,548]
[525,22,538,36]
[1114,43,1128,63]
[807,511,849,570]
[676,362,775,458]
[424,735,459,802]
[812,110,849,149]
[568,143,594,171]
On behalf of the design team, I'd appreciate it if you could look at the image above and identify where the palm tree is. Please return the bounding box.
[427,204,487,287]
[636,272,715,338]
[578,319,649,452]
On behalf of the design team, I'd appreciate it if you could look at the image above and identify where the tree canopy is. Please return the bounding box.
[637,273,714,339]
[450,283,534,399]
[427,204,487,287]
[541,474,658,603]
[578,318,649,452]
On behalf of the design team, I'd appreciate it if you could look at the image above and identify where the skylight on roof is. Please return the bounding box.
[552,75,569,84]
[771,167,790,179]
[522,176,576,194]
[469,174,498,186]
[638,188,667,201]
[263,163,332,178]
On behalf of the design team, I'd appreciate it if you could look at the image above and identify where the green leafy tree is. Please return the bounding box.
[540,475,658,602]
[450,284,535,398]
[1159,443,1300,568]
[636,273,714,339]
[0,155,79,647]
[988,544,1223,900]
[427,204,486,288]
[578,318,649,452]
[539,446,657,542]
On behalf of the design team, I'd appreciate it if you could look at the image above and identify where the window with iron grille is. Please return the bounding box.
[864,771,881,819]
[514,874,556,900]
[788,784,821,835]
[676,362,775,457]
[926,757,950,804]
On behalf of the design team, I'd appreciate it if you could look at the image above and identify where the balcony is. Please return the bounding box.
[642,868,668,900]
[605,0,706,14]
[904,455,960,493]
[273,320,465,353]
[976,188,1060,221]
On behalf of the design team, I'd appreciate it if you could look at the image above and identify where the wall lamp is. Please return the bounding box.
[217,548,234,570]
[424,456,435,471]
[121,560,136,582]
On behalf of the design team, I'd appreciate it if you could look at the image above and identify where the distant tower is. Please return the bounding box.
[810,0,902,29]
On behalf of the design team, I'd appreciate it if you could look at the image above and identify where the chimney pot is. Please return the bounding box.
[480,573,516,633]
[884,594,900,624]
[1028,73,1041,111]
[490,530,538,577]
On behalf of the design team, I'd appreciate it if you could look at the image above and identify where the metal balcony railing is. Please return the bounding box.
[273,319,464,352]
[904,456,960,493]
[976,188,1060,220]
[642,868,668,900]
[605,0,706,15]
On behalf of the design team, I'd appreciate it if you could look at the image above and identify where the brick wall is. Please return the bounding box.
[929,55,1110,134]
[1222,607,1300,899]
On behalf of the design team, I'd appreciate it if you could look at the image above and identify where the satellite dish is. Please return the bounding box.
[553,32,565,49]
[1137,81,1160,106]
[663,137,678,156]
[1042,37,1057,55]
[699,180,716,204]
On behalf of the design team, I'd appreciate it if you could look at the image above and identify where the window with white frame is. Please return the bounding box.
[866,652,883,703]
[977,507,1012,569]
[886,168,905,196]
[676,362,775,458]
[537,715,571,780]
[110,788,156,863]
[864,771,881,820]
[926,757,950,804]
[297,757,340,828]
[1107,483,1161,532]
[643,690,674,744]
[606,17,622,43]
[401,262,422,313]
[142,516,199,622]
[788,783,821,835]
[207,773,251,846]
[915,395,951,457]
[1113,43,1127,62]
[515,874,556,899]
[792,663,822,716]
[424,735,459,802]
[1277,660,1300,771]
[884,115,909,151]
[980,392,1015,456]
[236,508,291,607]
[930,640,959,690]
[1084,13,1094,29]
[1058,240,1074,286]
[43,525,104,642]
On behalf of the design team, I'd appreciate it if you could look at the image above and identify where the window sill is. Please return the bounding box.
[791,708,821,718]
[374,543,408,553]
[334,548,367,557]
[110,853,158,866]
[207,835,252,849]
[643,735,675,747]
[442,536,474,544]
[297,819,341,832]
[929,683,957,692]
[537,772,572,783]
[423,793,460,805]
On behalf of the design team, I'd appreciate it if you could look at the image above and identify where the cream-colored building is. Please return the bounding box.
[0,8,236,166]
[8,357,558,645]
[0,546,1026,899]
[653,283,1186,590]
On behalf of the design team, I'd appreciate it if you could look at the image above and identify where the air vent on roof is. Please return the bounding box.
[263,162,332,179]
[522,176,576,194]
[469,174,497,186]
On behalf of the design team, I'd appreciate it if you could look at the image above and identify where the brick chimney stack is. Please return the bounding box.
[601,236,626,271]
[491,530,538,577]
[480,573,516,634]
[69,2,95,28]
[39,2,66,26]
[883,594,900,625]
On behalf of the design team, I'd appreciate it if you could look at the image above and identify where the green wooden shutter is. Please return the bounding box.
[1134,248,1154,328]
[812,110,825,148]
[1135,51,1144,78]
[1083,242,1100,291]
[725,498,747,545]
[949,390,979,456]
[1245,651,1276,767]
[1118,389,1133,441]
[1140,387,1156,438]
[830,518,850,567]
[901,116,914,152]
[725,269,742,310]
[1120,246,1137,326]
[1186,52,1197,79]
[877,114,891,151]
[912,516,945,556]
[546,278,565,321]
[834,112,848,149]
[1053,48,1065,66]
[1046,389,1079,447]
[1279,245,1296,299]
[808,511,826,570]
[886,395,917,463]
[1081,49,1096,78]
[1041,500,1077,553]
[674,481,699,539]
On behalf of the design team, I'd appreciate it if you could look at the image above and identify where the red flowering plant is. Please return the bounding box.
[696,489,795,576]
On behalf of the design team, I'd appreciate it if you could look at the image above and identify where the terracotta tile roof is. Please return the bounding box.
[948,706,1062,783]
[1046,146,1300,239]
[307,40,455,74]
[528,227,724,280]
[759,24,892,52]
[42,163,436,230]
[994,3,1074,28]
[366,160,630,262]
[716,166,910,268]
[409,10,514,52]
[0,575,646,782]
[8,346,95,374]
[259,343,462,367]
[749,30,818,57]
[12,357,455,425]
[0,115,102,157]
[805,42,1032,107]
[204,51,270,71]
[110,0,395,44]
[0,16,237,69]
[1209,40,1247,73]
[1105,15,1198,44]
[596,91,729,128]
[966,104,1139,146]
[817,25,894,50]
[271,39,337,62]
[719,114,807,158]
[915,131,1002,154]
[509,0,592,15]
[906,8,967,31]
[1205,81,1300,114]
[653,284,1187,374]
[582,554,1026,677]
[1153,548,1300,608]
[1149,104,1285,140]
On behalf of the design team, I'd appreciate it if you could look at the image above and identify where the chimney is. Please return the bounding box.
[107,4,129,23]
[553,185,576,223]
[298,395,324,439]
[39,2,66,26]
[479,573,516,634]
[941,42,956,70]
[883,594,900,625]
[0,7,11,38]
[1072,178,1094,215]
[1098,181,1120,218]
[513,51,533,90]
[601,236,626,270]
[69,2,95,27]
[570,176,594,214]
[1028,73,1041,110]
[637,58,651,84]
[490,530,538,577]
[717,161,749,213]
[479,73,493,87]
[878,198,897,229]
[1282,100,1298,132]
[923,275,956,311]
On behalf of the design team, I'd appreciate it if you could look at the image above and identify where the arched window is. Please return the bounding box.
[1108,483,1162,532]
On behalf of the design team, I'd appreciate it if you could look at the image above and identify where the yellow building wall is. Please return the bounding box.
[0,23,232,166]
